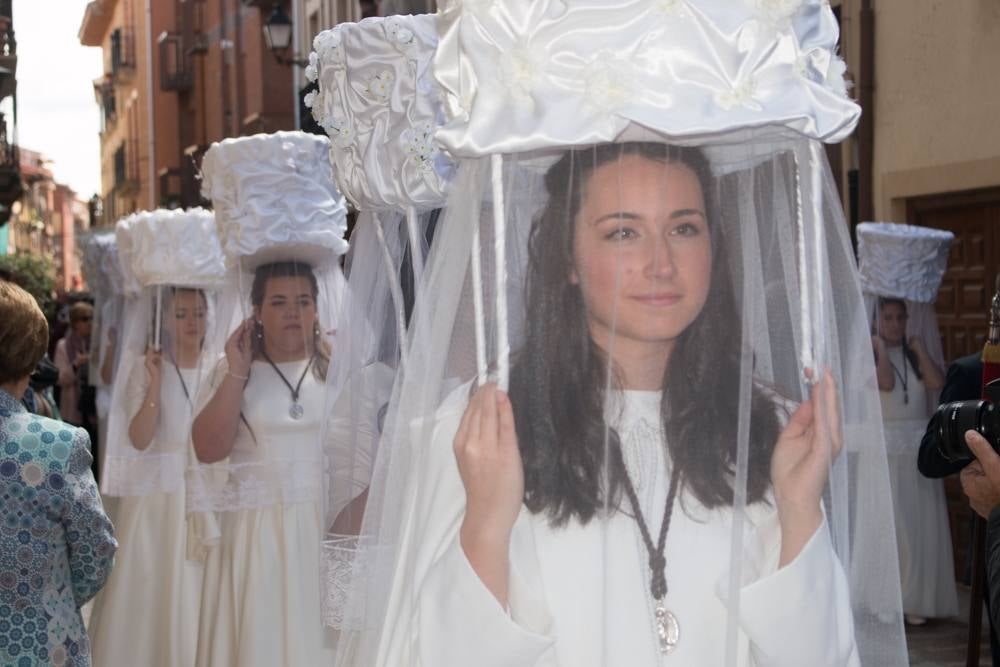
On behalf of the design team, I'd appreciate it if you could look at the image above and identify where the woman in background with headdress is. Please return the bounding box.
[191,132,349,666]
[88,209,225,666]
[192,261,338,665]
[872,268,958,625]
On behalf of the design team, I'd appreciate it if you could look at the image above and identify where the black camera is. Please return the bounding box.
[936,378,1000,463]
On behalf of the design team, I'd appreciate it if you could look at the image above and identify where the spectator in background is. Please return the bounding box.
[53,301,93,425]
[0,281,117,665]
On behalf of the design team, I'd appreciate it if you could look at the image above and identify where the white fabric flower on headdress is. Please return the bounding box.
[583,53,641,115]
[401,122,440,174]
[305,52,320,82]
[366,70,396,104]
[385,17,416,54]
[498,39,547,102]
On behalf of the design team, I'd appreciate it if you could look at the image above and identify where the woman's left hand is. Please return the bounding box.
[770,369,843,565]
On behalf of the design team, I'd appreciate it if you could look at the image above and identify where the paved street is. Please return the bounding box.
[908,586,992,666]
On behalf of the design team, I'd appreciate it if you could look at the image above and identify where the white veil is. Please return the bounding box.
[334,2,907,666]
[101,208,225,498]
[306,13,457,628]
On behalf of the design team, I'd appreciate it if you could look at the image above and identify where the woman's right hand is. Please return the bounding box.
[871,334,887,358]
[144,347,163,385]
[225,318,254,378]
[455,383,524,549]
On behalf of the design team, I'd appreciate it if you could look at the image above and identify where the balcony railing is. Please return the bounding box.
[0,110,19,225]
[159,32,194,92]
[113,140,140,194]
[109,28,136,82]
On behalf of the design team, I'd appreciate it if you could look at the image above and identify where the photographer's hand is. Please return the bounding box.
[960,430,1000,519]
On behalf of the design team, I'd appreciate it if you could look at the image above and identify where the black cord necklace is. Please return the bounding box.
[888,348,909,404]
[260,350,314,420]
[613,445,682,654]
[171,362,191,406]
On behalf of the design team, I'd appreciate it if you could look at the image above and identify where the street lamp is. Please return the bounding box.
[263,3,308,67]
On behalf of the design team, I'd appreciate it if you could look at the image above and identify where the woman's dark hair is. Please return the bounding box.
[508,142,781,526]
[250,261,330,380]
[875,297,922,379]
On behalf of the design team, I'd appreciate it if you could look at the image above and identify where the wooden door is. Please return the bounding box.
[908,189,1000,364]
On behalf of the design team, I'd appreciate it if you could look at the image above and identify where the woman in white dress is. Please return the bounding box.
[873,296,957,624]
[87,287,210,665]
[192,260,336,666]
[382,143,857,666]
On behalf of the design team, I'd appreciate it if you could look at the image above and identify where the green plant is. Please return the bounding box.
[0,252,57,319]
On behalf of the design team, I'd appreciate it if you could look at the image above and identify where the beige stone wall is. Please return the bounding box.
[840,0,1000,220]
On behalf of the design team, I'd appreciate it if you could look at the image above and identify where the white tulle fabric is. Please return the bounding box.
[307,15,457,628]
[857,222,955,304]
[115,208,227,289]
[307,15,455,212]
[200,131,350,268]
[434,0,859,156]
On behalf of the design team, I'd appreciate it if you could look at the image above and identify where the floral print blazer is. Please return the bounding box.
[0,389,117,666]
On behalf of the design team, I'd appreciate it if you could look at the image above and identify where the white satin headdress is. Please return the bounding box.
[857,222,955,304]
[200,131,349,269]
[435,0,859,156]
[307,14,455,212]
[115,208,226,291]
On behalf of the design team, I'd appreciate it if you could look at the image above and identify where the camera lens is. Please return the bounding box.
[936,400,1000,462]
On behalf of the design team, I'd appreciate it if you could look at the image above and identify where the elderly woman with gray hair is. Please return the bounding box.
[0,281,117,666]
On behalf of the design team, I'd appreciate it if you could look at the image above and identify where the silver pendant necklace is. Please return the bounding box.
[615,448,682,654]
[261,351,314,420]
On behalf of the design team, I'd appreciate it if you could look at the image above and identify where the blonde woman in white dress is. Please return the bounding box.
[88,287,210,666]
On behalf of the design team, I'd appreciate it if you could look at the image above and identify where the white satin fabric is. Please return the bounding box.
[434,0,860,157]
[857,222,955,304]
[115,208,227,290]
[308,15,455,212]
[200,131,350,269]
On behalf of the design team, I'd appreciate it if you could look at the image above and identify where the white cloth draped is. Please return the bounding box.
[880,346,958,619]
[87,365,204,666]
[384,388,859,666]
[194,358,337,666]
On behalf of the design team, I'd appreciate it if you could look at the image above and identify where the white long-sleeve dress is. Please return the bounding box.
[380,388,859,666]
[87,363,204,666]
[880,345,958,618]
[195,358,337,666]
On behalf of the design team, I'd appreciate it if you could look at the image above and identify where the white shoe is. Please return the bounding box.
[905,614,928,626]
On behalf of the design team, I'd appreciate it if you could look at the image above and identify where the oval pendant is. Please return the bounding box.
[655,603,679,654]
[289,402,304,420]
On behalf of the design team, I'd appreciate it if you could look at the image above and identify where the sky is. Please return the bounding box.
[5,0,103,199]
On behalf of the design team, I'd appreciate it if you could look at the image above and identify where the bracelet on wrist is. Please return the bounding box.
[227,370,249,381]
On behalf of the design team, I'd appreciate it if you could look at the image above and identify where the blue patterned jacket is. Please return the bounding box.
[0,389,117,666]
